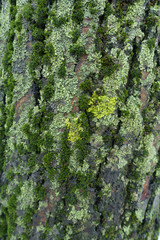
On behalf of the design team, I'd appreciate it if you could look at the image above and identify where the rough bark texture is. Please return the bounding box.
[0,0,160,239]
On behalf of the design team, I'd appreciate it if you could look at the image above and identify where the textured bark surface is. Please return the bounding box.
[0,0,160,239]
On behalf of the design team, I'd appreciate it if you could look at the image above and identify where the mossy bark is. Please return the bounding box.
[0,0,160,239]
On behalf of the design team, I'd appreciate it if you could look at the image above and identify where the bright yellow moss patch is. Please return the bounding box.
[87,92,116,119]
[65,117,83,142]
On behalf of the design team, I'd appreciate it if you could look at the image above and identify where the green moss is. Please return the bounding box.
[142,108,154,134]
[0,211,7,239]
[23,207,35,225]
[43,43,55,65]
[57,60,66,78]
[59,130,72,183]
[9,4,17,20]
[23,2,34,21]
[20,233,30,240]
[22,123,41,153]
[129,61,142,86]
[89,1,98,14]
[29,41,44,71]
[69,113,91,167]
[147,38,156,50]
[22,123,30,135]
[7,186,20,240]
[17,35,23,44]
[16,143,26,156]
[70,43,86,60]
[0,104,6,175]
[41,107,54,130]
[5,169,14,182]
[79,94,89,111]
[41,132,54,149]
[15,14,22,32]
[101,54,119,76]
[42,152,56,179]
[42,83,54,102]
[79,77,92,93]
[42,152,54,167]
[119,89,129,103]
[32,41,44,56]
[72,28,80,43]
[2,47,13,72]
[72,1,84,24]
[34,0,48,28]
[50,11,68,27]
[7,195,17,239]
[45,42,55,56]
[5,104,15,132]
[32,27,45,41]
[143,14,158,31]
[35,183,45,201]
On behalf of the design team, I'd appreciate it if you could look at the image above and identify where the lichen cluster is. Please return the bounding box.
[88,91,116,119]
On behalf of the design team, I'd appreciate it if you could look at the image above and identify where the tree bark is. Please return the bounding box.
[0,0,160,239]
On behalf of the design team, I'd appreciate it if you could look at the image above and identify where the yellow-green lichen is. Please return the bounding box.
[65,117,83,142]
[87,91,116,119]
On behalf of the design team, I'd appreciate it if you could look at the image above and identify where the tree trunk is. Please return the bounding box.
[0,0,160,239]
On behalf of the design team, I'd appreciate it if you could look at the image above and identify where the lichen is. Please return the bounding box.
[87,91,116,119]
[17,180,35,210]
[139,41,155,72]
[65,117,83,143]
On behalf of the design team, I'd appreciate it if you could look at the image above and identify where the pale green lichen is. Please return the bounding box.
[17,180,35,210]
[141,71,155,86]
[38,201,48,210]
[64,225,73,240]
[107,14,120,36]
[51,179,60,197]
[17,0,28,8]
[139,41,155,72]
[0,1,10,62]
[36,223,46,233]
[120,96,143,137]
[135,209,144,222]
[12,74,32,103]
[12,28,28,63]
[67,189,90,224]
[103,47,130,97]
[135,134,157,175]
[102,181,111,197]
[69,151,90,174]
[6,178,19,195]
[5,98,35,157]
[123,225,131,235]
[125,0,145,41]
[109,144,133,169]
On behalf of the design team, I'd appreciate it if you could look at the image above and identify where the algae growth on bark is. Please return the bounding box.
[0,0,160,239]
